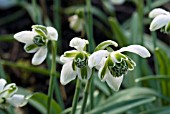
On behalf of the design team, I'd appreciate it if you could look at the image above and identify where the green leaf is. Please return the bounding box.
[140,106,170,114]
[29,93,62,114]
[135,75,170,83]
[87,96,156,114]
[155,48,169,75]
[95,40,118,52]
[87,87,170,114]
[108,17,128,46]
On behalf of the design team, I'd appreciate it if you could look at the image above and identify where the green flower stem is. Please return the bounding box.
[71,78,81,114]
[47,41,57,114]
[80,75,93,114]
[54,0,62,54]
[86,0,94,110]
[53,0,64,109]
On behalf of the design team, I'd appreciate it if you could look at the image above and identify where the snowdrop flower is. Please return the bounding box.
[68,14,84,32]
[0,79,28,108]
[110,0,125,5]
[60,37,92,85]
[149,8,170,32]
[14,25,58,65]
[88,40,150,91]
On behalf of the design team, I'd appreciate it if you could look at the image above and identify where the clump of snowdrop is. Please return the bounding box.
[149,8,170,33]
[60,37,92,85]
[68,11,84,33]
[0,79,28,108]
[88,40,151,91]
[14,25,58,65]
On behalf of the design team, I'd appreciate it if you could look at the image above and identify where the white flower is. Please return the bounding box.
[60,37,92,85]
[68,15,84,32]
[149,8,170,32]
[0,79,28,108]
[88,41,150,91]
[14,25,58,65]
[110,0,125,5]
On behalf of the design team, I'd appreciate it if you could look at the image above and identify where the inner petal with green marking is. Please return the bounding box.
[109,59,128,77]
[33,35,46,46]
[74,52,88,68]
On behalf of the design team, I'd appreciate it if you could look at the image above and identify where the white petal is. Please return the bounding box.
[24,44,39,53]
[88,50,109,68]
[118,45,151,58]
[86,66,92,80]
[69,15,84,32]
[60,55,74,63]
[95,57,107,70]
[47,27,58,41]
[69,37,89,51]
[110,0,125,5]
[0,79,6,92]
[2,83,17,97]
[149,15,170,31]
[77,68,82,80]
[6,94,27,107]
[105,72,123,91]
[32,47,47,65]
[14,31,37,44]
[60,61,77,85]
[149,8,169,18]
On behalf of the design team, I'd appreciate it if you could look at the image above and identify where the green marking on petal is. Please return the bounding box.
[74,52,88,68]
[100,56,114,79]
[100,61,108,80]
[32,25,47,36]
[95,40,118,52]
[64,51,78,58]
[109,59,128,77]
[33,35,46,46]
[25,44,38,52]
[126,56,136,66]
[165,22,170,33]
[125,59,135,70]
[0,97,6,104]
[114,52,128,62]
[72,60,76,71]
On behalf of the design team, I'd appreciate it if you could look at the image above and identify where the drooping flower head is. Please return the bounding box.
[14,25,58,65]
[0,79,28,108]
[68,9,84,33]
[110,0,125,5]
[60,37,92,85]
[88,40,151,91]
[149,8,170,33]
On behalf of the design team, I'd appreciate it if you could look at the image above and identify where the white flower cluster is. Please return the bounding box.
[149,8,170,33]
[0,79,28,108]
[60,38,150,91]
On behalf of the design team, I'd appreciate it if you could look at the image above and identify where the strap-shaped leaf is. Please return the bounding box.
[29,93,62,114]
